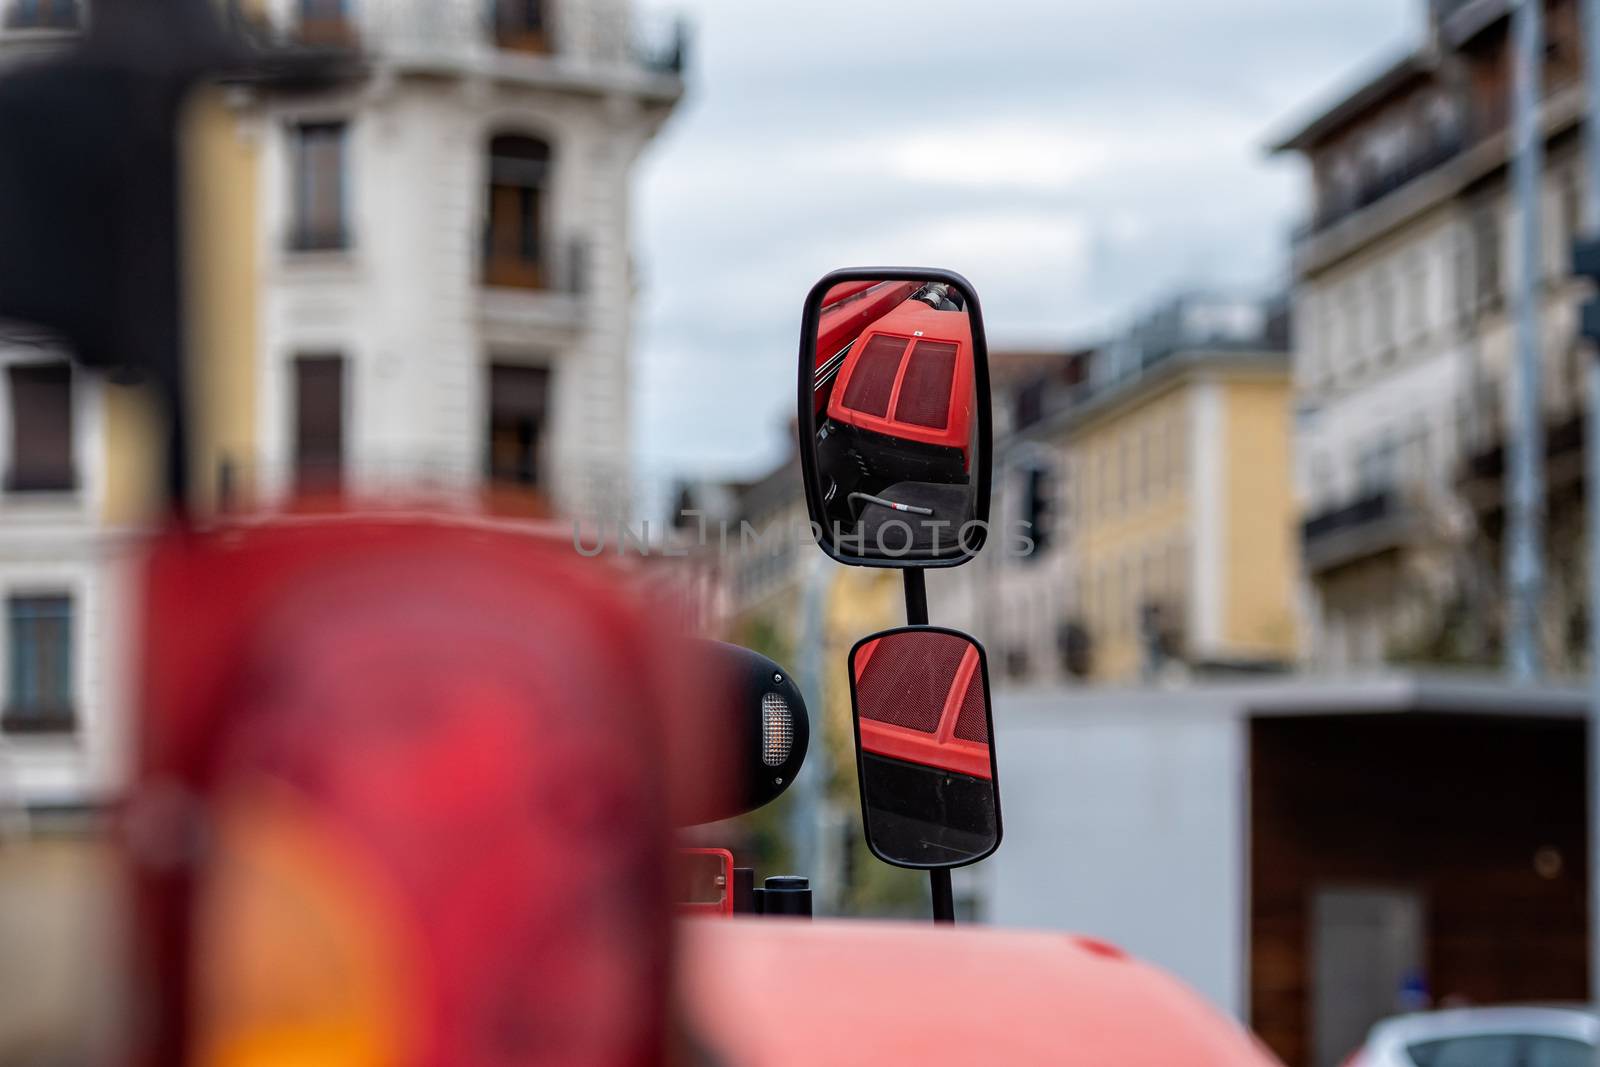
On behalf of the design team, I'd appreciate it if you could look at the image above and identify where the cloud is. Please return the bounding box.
[629,0,1415,500]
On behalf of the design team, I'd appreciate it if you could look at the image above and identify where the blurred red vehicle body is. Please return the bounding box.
[681,918,1284,1067]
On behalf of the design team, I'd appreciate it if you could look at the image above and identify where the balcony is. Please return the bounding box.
[3,465,77,495]
[1302,488,1423,575]
[249,0,686,94]
[2,0,78,30]
[479,234,589,347]
[0,0,81,62]
[1303,132,1466,238]
[1459,412,1587,518]
[285,223,352,254]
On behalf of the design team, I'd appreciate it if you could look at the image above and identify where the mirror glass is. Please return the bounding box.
[806,277,985,564]
[849,627,1000,869]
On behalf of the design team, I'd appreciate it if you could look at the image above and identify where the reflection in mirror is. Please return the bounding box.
[850,628,1000,869]
[811,279,981,562]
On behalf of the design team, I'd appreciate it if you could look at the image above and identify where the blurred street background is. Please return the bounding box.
[2,1,1598,1065]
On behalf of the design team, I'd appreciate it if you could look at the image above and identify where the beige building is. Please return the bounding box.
[1273,0,1592,670]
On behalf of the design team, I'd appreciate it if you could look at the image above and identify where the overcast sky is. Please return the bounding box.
[630,0,1418,507]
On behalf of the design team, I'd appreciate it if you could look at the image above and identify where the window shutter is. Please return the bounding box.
[6,363,73,492]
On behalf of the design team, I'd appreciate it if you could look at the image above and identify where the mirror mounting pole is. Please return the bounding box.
[901,567,956,924]
[930,869,955,924]
[903,568,929,627]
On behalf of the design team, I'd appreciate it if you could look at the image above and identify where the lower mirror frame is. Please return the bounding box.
[846,624,1003,871]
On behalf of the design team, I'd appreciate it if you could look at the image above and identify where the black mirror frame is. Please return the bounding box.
[845,624,1003,871]
[796,267,994,570]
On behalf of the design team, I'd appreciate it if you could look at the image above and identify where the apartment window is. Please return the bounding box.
[5,363,74,493]
[1097,448,1110,518]
[1168,541,1187,604]
[1374,271,1395,357]
[495,0,550,53]
[485,135,553,290]
[3,0,79,29]
[1560,170,1583,263]
[1473,209,1501,309]
[1405,253,1426,340]
[5,595,73,732]
[1137,426,1152,504]
[294,355,344,490]
[487,363,550,489]
[1342,289,1362,375]
[289,122,349,252]
[1357,431,1399,496]
[1452,227,1473,322]
[1119,558,1133,637]
[1168,409,1186,491]
[297,0,354,45]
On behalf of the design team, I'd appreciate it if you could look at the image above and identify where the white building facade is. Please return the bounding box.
[251,0,684,522]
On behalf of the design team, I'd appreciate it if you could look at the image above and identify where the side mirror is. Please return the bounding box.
[847,627,1001,869]
[677,641,810,827]
[797,269,992,567]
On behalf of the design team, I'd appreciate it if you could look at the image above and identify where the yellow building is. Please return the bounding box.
[1063,350,1296,682]
[959,295,1298,687]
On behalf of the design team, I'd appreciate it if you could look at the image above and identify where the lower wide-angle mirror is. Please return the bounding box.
[848,626,1000,869]
[799,270,991,567]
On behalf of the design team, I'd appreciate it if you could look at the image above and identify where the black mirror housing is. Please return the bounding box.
[796,267,993,569]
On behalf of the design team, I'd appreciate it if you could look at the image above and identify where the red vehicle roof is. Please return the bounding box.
[680,919,1284,1067]
[826,300,975,457]
[854,633,991,780]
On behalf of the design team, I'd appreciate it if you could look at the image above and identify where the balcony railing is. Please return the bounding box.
[1,0,80,31]
[1303,489,1396,544]
[1306,133,1466,236]
[285,223,352,254]
[1301,486,1424,575]
[253,0,687,80]
[482,234,587,295]
[3,465,77,494]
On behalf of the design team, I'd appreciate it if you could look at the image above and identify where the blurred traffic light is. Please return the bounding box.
[1021,461,1054,557]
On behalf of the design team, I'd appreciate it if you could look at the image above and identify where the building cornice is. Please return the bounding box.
[1015,350,1289,445]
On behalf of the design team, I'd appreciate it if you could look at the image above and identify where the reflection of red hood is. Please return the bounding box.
[854,633,990,780]
[127,518,713,1066]
[812,281,921,414]
[827,301,975,460]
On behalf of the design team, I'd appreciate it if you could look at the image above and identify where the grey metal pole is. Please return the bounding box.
[790,550,828,908]
[1580,0,1600,1040]
[1509,0,1548,681]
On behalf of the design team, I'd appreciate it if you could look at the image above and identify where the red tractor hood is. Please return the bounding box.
[679,919,1283,1067]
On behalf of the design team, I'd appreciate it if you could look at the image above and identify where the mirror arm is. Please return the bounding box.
[930,868,955,924]
[903,568,929,627]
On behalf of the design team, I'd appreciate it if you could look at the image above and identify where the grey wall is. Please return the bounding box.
[987,692,1247,1017]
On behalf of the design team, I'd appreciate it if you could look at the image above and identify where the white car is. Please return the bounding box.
[1346,1006,1598,1067]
